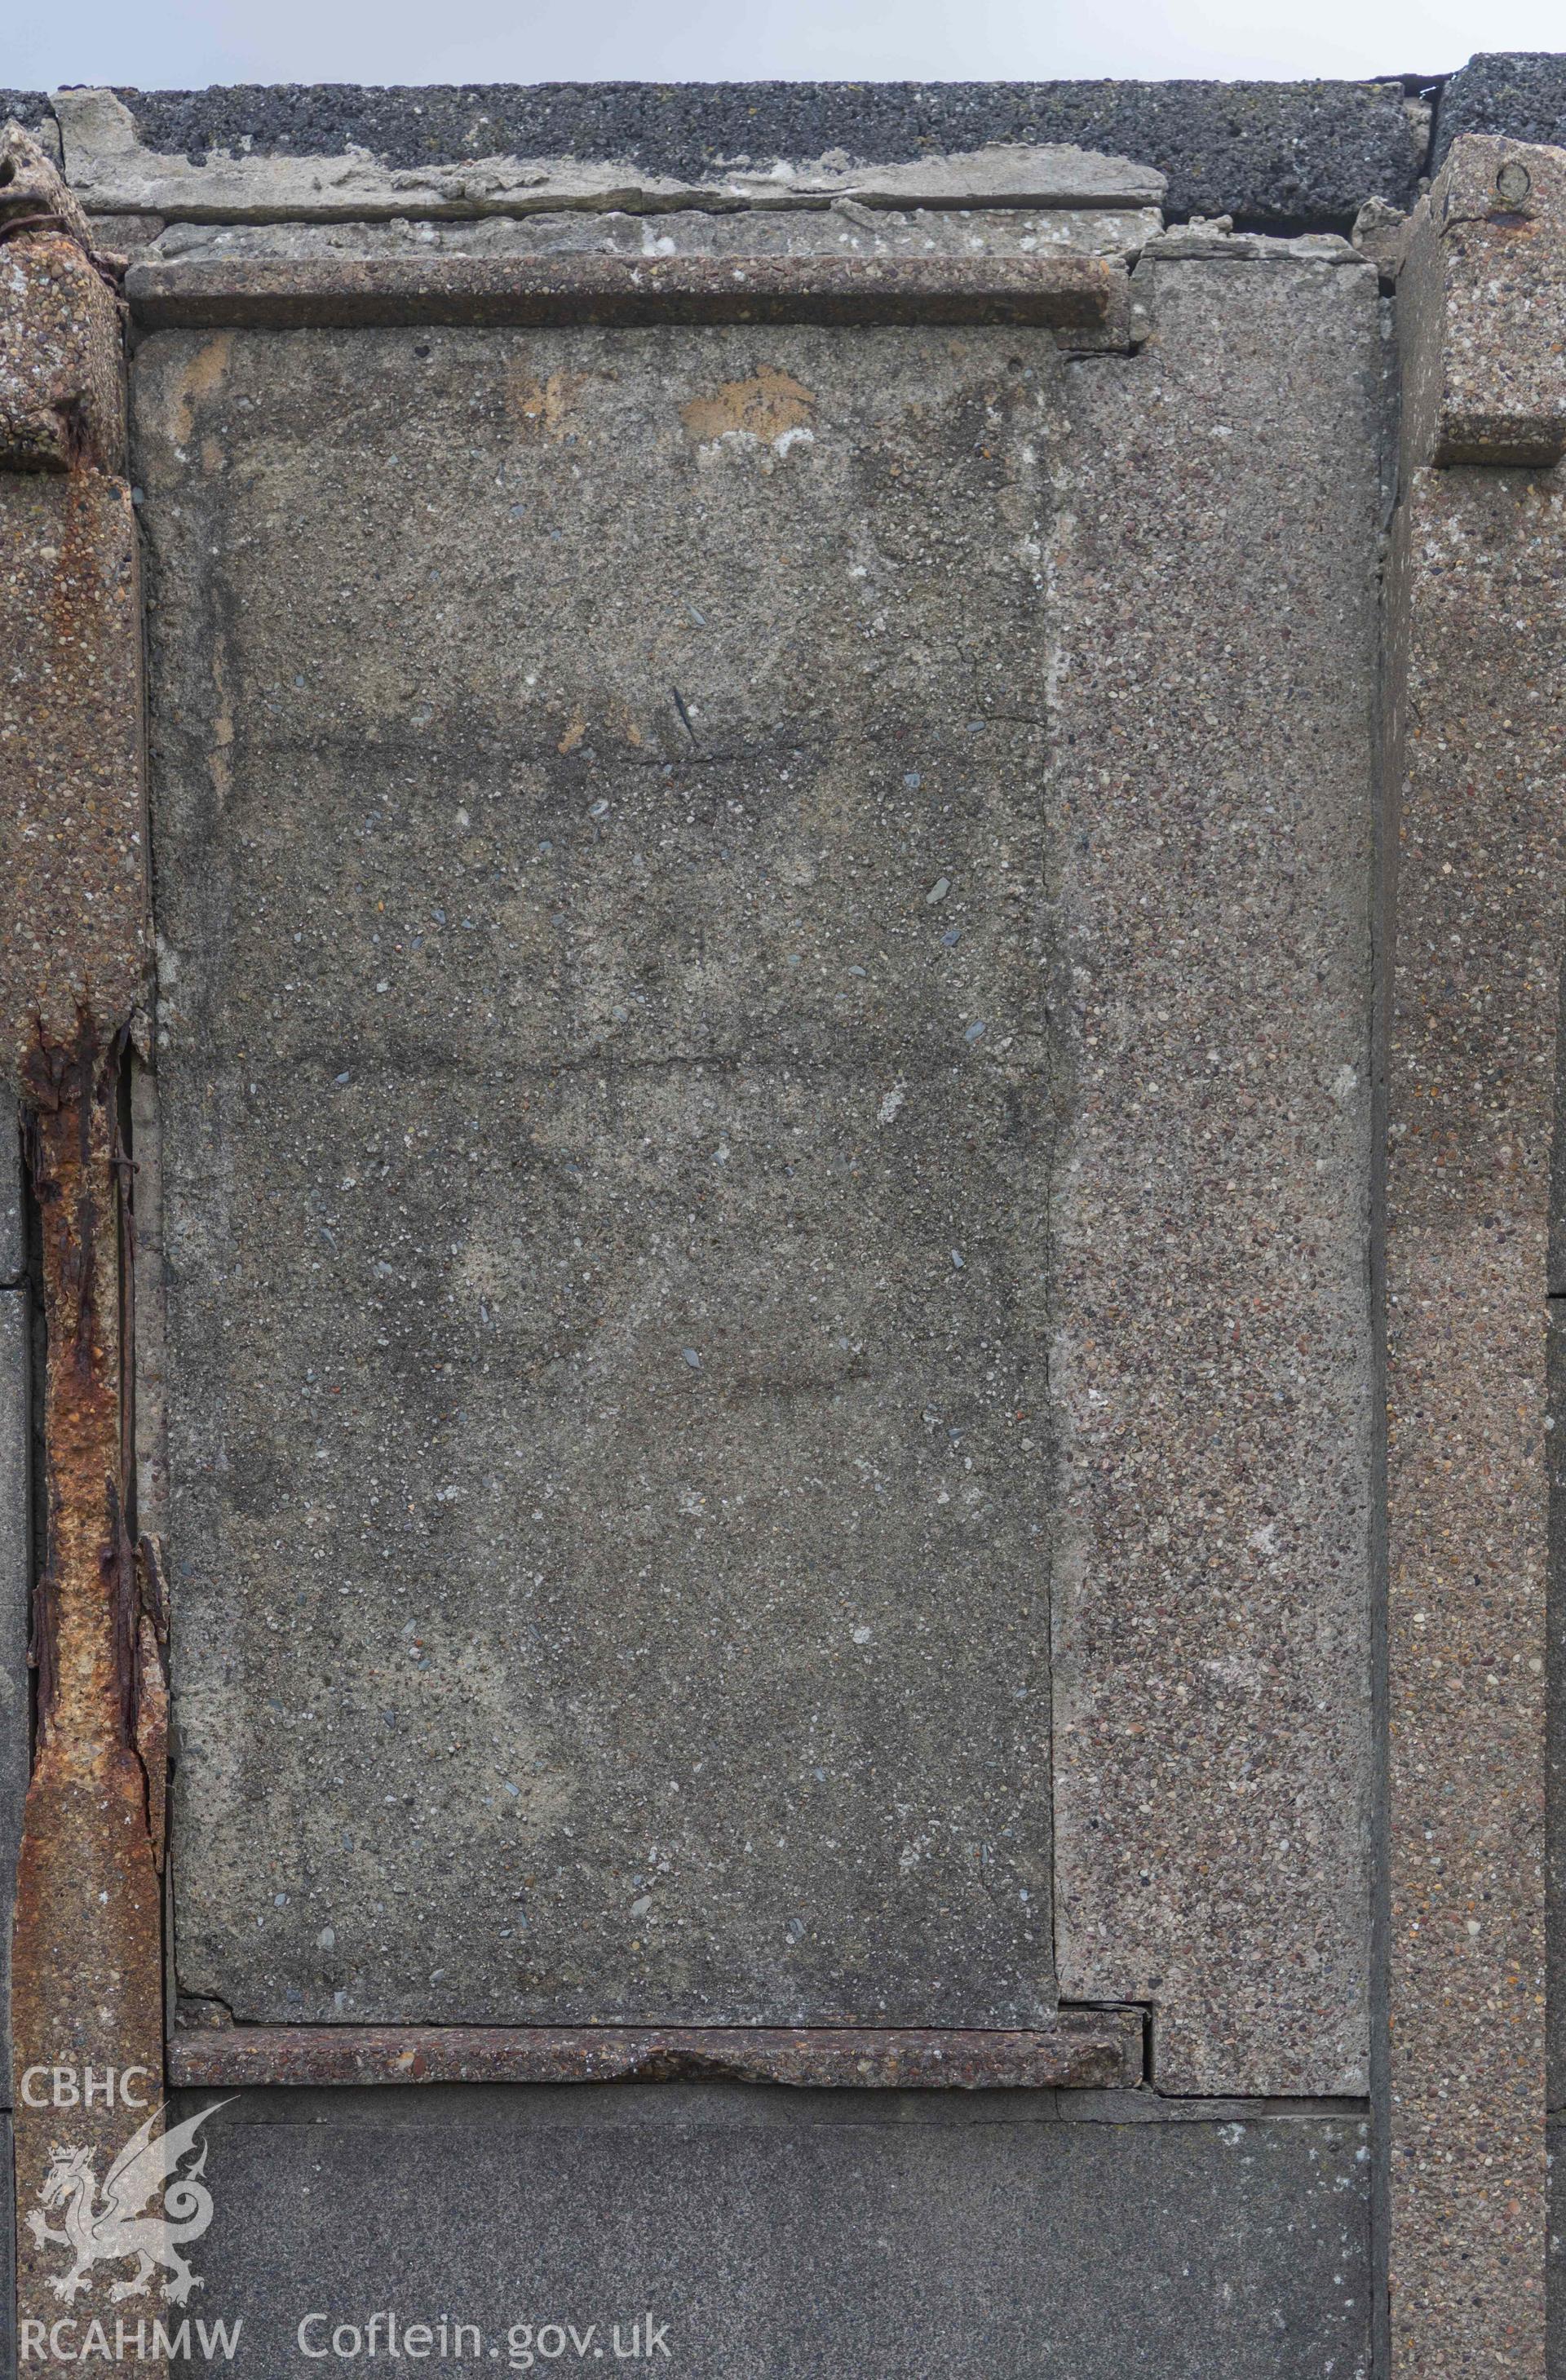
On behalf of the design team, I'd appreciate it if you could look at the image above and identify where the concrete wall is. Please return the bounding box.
[5,55,1566,2380]
[130,227,1381,2096]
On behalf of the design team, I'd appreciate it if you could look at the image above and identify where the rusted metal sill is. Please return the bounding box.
[169,2010,1144,2090]
[124,250,1113,332]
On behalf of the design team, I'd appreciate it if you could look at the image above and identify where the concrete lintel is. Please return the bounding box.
[166,2013,1146,2091]
[124,248,1117,333]
[1400,132,1566,469]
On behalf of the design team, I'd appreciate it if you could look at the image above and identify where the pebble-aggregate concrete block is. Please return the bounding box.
[1384,459,1565,2377]
[1048,245,1382,2097]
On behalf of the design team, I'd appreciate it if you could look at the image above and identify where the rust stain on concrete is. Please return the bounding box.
[163,330,233,450]
[2,131,166,2362]
[11,1026,165,2342]
[507,364,595,440]
[680,363,816,445]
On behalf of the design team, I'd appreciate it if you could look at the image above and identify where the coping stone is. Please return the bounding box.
[1434,51,1566,170]
[166,2090,1370,2380]
[59,91,1164,223]
[78,77,1427,225]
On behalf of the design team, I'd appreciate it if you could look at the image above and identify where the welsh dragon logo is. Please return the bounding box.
[27,2099,230,2306]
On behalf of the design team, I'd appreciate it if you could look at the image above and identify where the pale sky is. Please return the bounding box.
[4,0,1564,95]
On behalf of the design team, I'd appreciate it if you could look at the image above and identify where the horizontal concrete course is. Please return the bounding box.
[166,2010,1144,2089]
[99,77,1425,224]
[123,250,1117,332]
[141,202,1164,264]
[167,2089,1371,2380]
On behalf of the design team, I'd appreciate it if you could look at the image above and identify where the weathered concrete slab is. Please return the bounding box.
[62,88,1164,226]
[1383,461,1564,2374]
[1435,52,1566,170]
[161,2090,1369,2380]
[138,317,1067,2028]
[0,1290,29,2102]
[143,202,1164,266]
[0,472,148,1082]
[1400,135,1566,470]
[1048,246,1381,2095]
[75,76,1425,224]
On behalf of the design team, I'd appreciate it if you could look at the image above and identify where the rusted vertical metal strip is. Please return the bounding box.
[0,121,163,2366]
